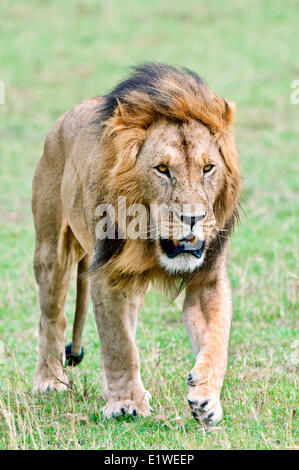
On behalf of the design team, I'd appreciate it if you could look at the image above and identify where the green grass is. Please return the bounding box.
[0,0,298,450]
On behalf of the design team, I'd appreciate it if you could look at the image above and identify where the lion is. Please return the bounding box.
[32,63,241,425]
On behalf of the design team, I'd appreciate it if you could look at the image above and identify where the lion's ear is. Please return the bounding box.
[115,98,129,125]
[223,100,236,126]
[115,97,152,130]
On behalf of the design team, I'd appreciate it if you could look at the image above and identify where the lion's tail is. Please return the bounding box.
[65,255,90,367]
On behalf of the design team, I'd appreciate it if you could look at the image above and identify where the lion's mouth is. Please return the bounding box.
[160,237,205,259]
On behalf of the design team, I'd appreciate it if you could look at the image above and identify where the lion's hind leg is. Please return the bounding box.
[33,226,80,393]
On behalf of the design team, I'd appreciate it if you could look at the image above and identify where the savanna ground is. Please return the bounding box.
[0,0,298,450]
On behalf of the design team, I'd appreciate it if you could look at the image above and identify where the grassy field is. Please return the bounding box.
[0,0,298,450]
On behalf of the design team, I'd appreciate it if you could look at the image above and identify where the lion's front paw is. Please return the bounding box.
[102,392,153,419]
[187,371,222,426]
[187,393,222,426]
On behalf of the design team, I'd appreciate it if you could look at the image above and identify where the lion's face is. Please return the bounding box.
[89,64,240,281]
[136,119,225,274]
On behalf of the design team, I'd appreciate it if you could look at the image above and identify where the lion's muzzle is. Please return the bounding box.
[160,237,205,259]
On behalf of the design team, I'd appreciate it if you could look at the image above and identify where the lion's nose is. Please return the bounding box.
[180,213,205,229]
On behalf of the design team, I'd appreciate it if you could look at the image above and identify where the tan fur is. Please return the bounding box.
[32,65,241,424]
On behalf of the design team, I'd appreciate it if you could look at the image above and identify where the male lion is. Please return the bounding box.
[32,63,241,425]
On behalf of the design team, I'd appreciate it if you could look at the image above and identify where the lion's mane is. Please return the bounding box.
[88,63,241,293]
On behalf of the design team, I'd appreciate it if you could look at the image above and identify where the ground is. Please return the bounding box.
[0,0,298,450]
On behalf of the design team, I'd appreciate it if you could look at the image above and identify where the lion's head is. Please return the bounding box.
[91,64,241,283]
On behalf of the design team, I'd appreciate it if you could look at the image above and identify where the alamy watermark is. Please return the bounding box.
[290,80,299,104]
[94,196,205,246]
[0,81,5,104]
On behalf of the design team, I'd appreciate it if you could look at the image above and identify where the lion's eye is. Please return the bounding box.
[203,164,214,174]
[155,164,170,176]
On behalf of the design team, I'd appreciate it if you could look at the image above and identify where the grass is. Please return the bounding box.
[0,0,298,450]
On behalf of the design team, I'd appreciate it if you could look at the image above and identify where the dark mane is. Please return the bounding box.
[86,63,240,293]
[93,63,233,134]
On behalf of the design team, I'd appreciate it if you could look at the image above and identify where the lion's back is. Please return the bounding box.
[32,97,102,242]
[62,96,103,148]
